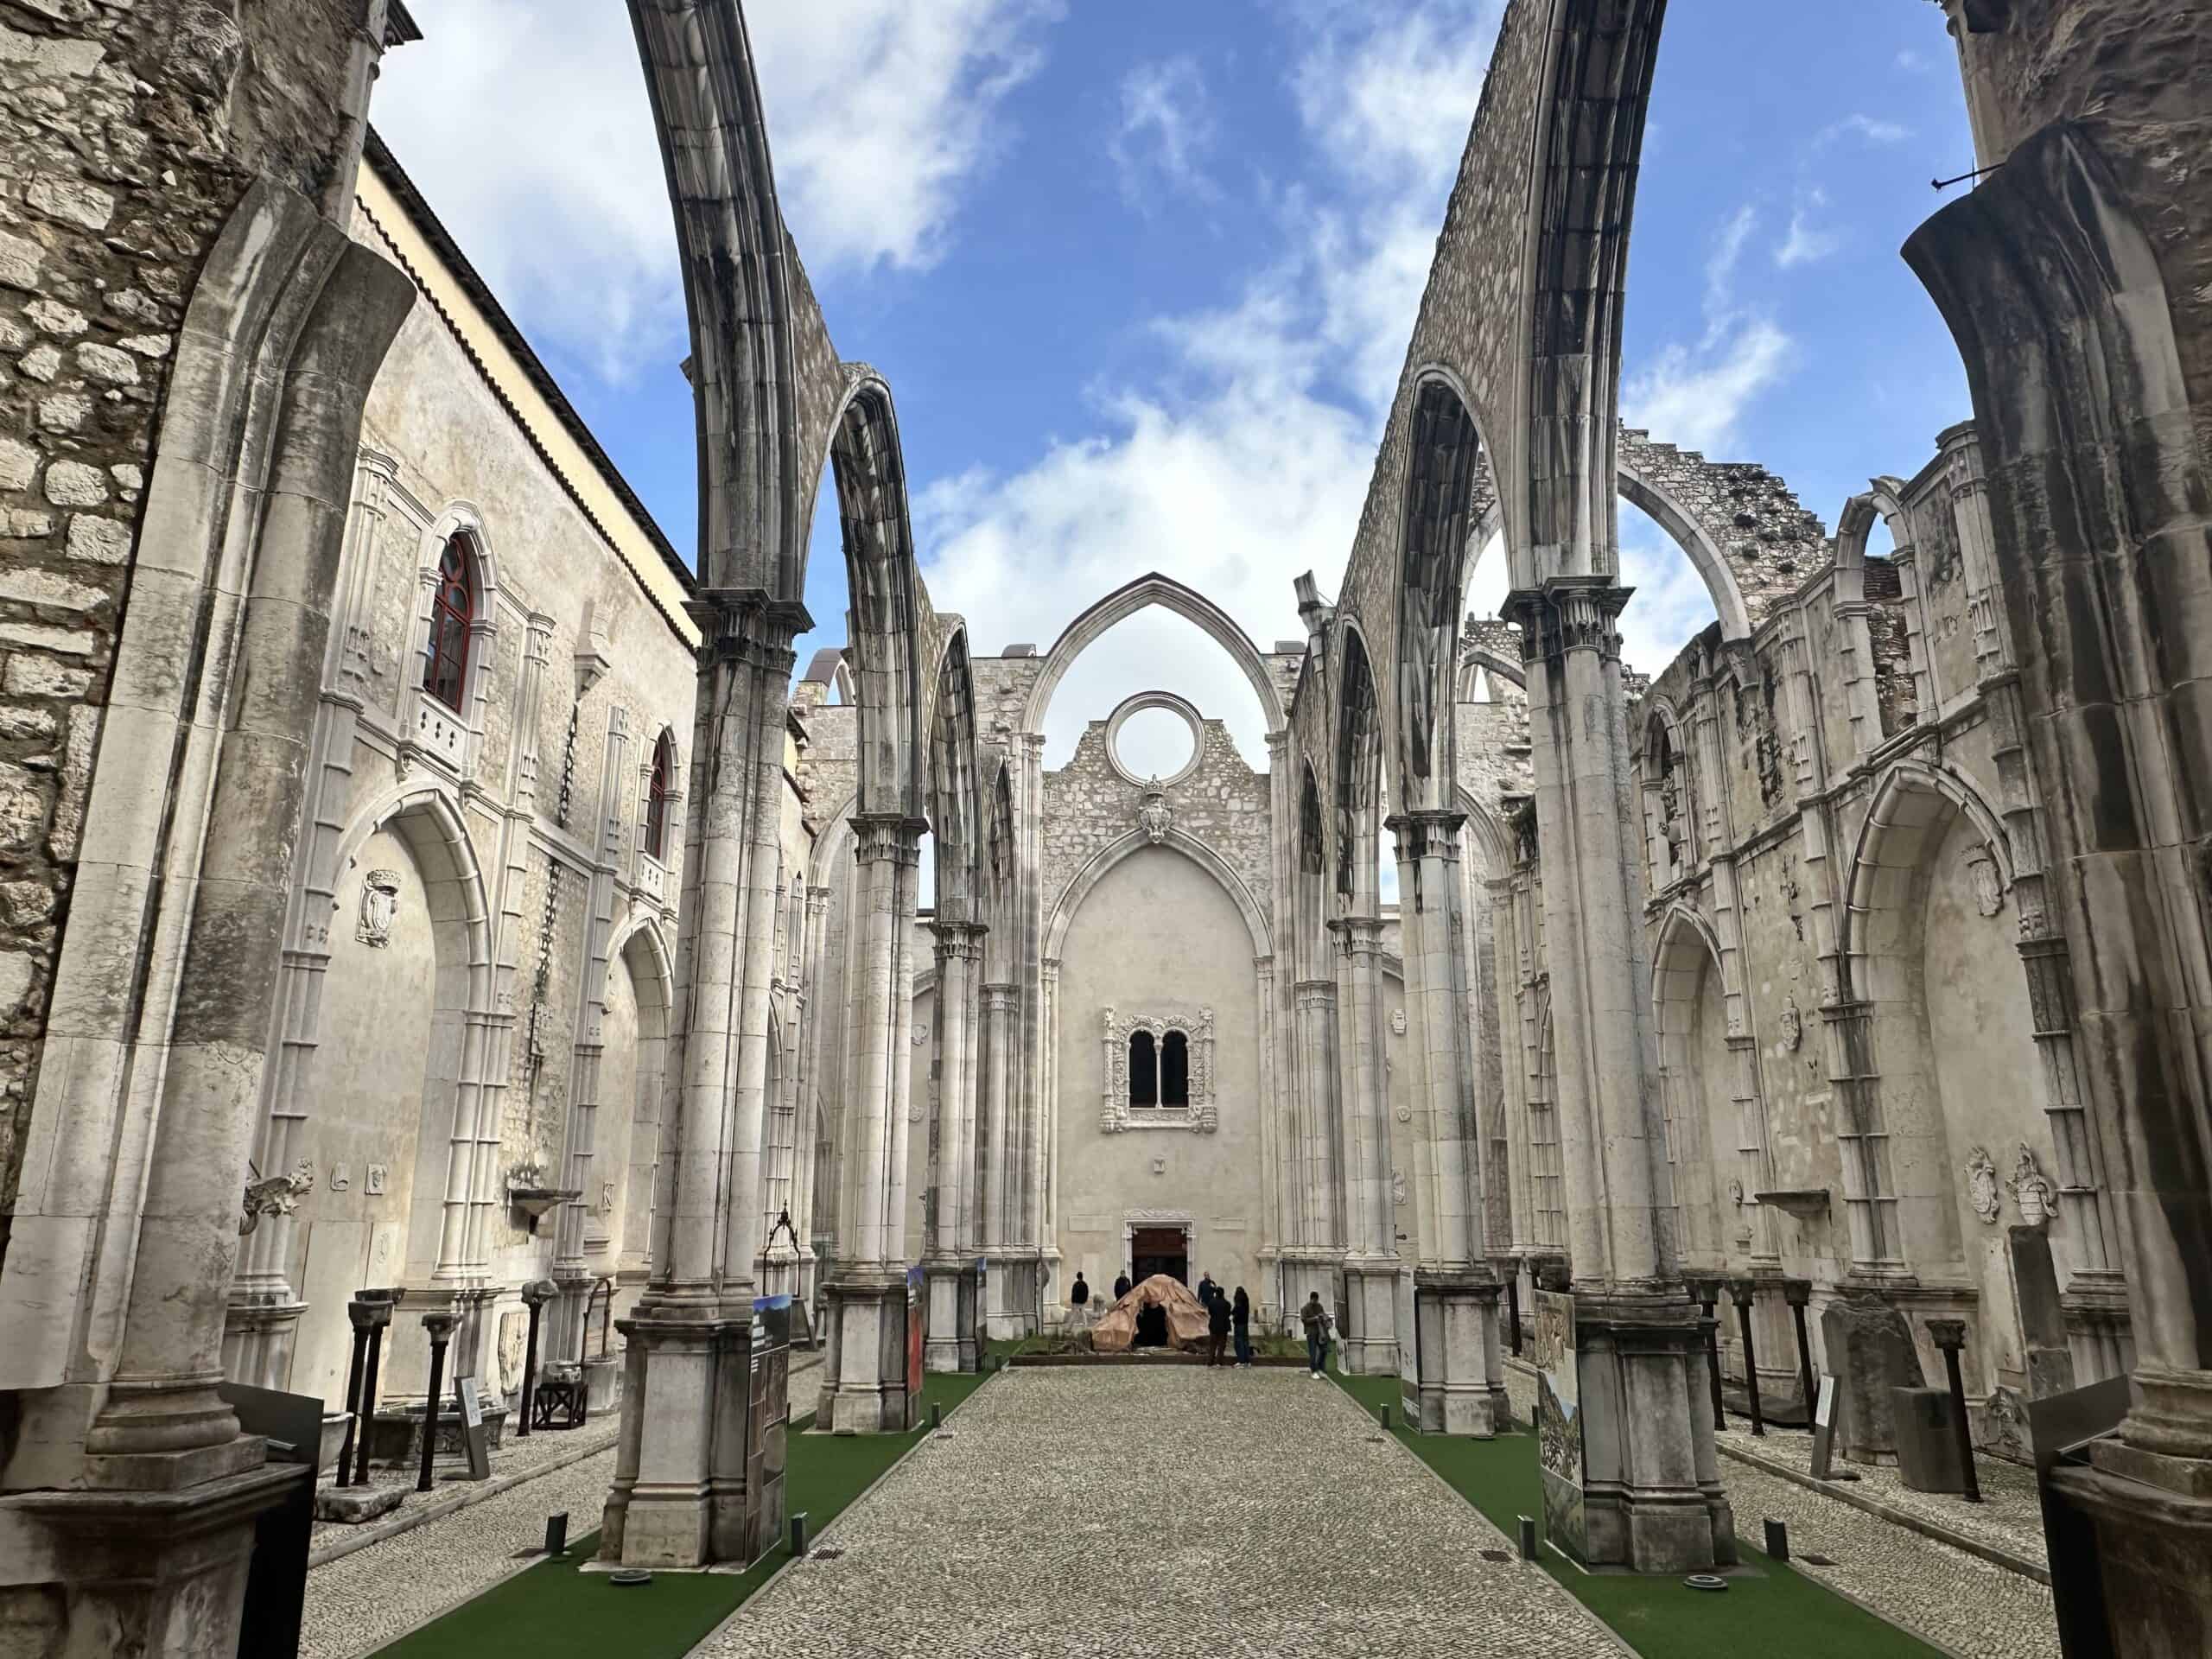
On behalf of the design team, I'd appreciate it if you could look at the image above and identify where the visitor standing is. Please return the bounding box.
[1114,1270,1131,1300]
[1071,1272,1090,1306]
[1207,1283,1232,1367]
[1231,1286,1252,1367]
[1198,1270,1217,1307]
[1300,1291,1331,1377]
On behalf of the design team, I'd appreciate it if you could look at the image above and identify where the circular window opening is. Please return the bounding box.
[1113,704,1198,782]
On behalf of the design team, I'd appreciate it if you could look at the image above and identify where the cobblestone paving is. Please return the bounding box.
[705,1368,1622,1659]
[1722,1428,2047,1571]
[308,1418,620,1552]
[300,1443,620,1659]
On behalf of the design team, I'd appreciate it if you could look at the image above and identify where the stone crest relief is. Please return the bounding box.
[1390,1168,1408,1207]
[357,868,402,948]
[1967,1146,2001,1224]
[1962,843,2005,918]
[1137,786,1173,844]
[2007,1143,2056,1228]
[1778,995,1802,1052]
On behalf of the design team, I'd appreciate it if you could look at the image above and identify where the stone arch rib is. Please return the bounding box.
[1023,572,1286,736]
[1044,827,1273,963]
[825,375,925,815]
[1397,371,1487,812]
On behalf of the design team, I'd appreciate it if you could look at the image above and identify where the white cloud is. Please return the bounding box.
[906,1,1500,773]
[1110,57,1216,206]
[1705,204,1758,313]
[1624,319,1792,457]
[1818,112,1912,149]
[1895,47,1930,73]
[1774,189,1843,269]
[372,0,1053,381]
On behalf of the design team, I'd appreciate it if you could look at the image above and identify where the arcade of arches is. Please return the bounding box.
[0,2,2207,1656]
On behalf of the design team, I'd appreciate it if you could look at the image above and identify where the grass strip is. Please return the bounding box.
[1330,1365,1945,1659]
[374,1370,988,1659]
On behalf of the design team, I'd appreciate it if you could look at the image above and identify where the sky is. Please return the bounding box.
[372,0,1974,789]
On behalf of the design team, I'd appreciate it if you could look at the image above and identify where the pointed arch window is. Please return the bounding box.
[423,531,476,712]
[645,729,676,861]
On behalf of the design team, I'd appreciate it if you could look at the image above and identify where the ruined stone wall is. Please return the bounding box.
[0,0,366,1249]
[1618,429,1834,631]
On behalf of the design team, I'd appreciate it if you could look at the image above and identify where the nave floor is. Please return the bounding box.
[701,1366,1620,1659]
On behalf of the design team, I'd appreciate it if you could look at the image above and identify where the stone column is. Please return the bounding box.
[599,592,800,1570]
[1330,913,1398,1375]
[1507,578,1732,1571]
[1389,807,1497,1435]
[925,919,984,1371]
[977,982,1019,1338]
[816,812,926,1431]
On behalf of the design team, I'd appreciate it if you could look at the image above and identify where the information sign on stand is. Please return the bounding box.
[452,1374,491,1481]
[1531,1290,1586,1561]
[1809,1374,1840,1478]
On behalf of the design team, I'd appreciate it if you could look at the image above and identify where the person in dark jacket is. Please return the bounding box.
[1300,1291,1331,1376]
[1231,1286,1252,1367]
[1198,1271,1217,1307]
[1071,1272,1090,1306]
[1113,1270,1132,1300]
[1206,1285,1232,1366]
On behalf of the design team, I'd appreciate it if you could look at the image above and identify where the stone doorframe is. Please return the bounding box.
[1122,1209,1198,1278]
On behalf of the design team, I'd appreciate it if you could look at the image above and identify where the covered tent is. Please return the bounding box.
[1092,1273,1211,1352]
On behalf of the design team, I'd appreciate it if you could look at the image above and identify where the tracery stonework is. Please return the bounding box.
[1099,1005,1218,1135]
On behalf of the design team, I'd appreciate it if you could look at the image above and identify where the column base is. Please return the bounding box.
[923,1261,978,1374]
[817,1272,920,1432]
[1339,1258,1402,1377]
[1567,1290,1736,1573]
[220,1292,306,1392]
[2049,1440,2212,1658]
[1404,1271,1504,1437]
[596,1301,773,1569]
[1,1458,307,1659]
[983,1254,1039,1341]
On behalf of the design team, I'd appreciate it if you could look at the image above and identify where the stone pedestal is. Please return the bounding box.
[817,1272,918,1432]
[1573,1293,1737,1573]
[1893,1387,1969,1493]
[1,1459,306,1659]
[598,1306,764,1568]
[1820,1295,1927,1464]
[2051,1450,2212,1659]
[1339,1258,1401,1377]
[923,1261,973,1374]
[1404,1271,1500,1438]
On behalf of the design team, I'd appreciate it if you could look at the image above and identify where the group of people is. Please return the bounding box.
[1067,1269,1334,1373]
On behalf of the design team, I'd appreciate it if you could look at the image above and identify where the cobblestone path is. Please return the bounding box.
[702,1367,1621,1659]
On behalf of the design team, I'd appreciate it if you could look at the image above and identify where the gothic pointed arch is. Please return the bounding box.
[1333,621,1382,906]
[1045,827,1273,963]
[926,625,983,921]
[1023,571,1286,736]
[1396,369,1488,813]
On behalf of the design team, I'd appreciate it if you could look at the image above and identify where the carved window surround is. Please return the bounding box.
[1100,1006,1217,1134]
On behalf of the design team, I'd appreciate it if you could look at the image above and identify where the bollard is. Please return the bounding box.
[1378,1403,1392,1431]
[544,1513,569,1557]
[931,1401,943,1432]
[1764,1517,1789,1562]
[791,1511,811,1558]
[1517,1515,1537,1561]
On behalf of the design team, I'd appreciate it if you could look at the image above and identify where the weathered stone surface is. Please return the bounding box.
[74,343,137,385]
[0,569,105,613]
[1894,1385,1971,1494]
[37,393,90,433]
[40,461,104,505]
[313,1484,407,1525]
[0,622,96,657]
[16,343,59,383]
[3,655,90,698]
[63,513,130,563]
[0,23,102,76]
[26,175,115,232]
[0,765,48,852]
[0,437,35,492]
[1821,1297,1929,1463]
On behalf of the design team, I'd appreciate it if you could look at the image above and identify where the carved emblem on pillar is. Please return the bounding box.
[2006,1143,2056,1228]
[1962,842,2005,918]
[1778,996,1802,1052]
[1967,1146,2001,1224]
[1391,1168,1408,1207]
[358,868,402,947]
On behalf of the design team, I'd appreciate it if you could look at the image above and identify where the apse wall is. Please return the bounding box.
[1052,845,1266,1294]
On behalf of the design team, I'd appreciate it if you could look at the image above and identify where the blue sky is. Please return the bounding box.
[374,1,1974,784]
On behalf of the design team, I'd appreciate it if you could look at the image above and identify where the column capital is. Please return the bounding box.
[687,588,811,673]
[982,982,1020,1014]
[931,918,988,961]
[1385,808,1465,864]
[1502,576,1633,664]
[850,812,929,867]
[1328,914,1385,957]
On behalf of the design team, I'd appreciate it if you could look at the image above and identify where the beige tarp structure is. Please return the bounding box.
[1091,1273,1211,1352]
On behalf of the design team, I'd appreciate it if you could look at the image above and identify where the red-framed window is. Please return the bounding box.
[645,730,676,860]
[423,532,475,712]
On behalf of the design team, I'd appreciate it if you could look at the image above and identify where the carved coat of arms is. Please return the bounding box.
[358,868,402,947]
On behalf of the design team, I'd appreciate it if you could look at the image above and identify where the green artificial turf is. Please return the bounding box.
[1331,1365,1945,1659]
[376,1370,988,1659]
